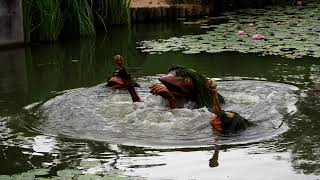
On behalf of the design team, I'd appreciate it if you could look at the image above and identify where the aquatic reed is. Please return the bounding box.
[106,0,131,25]
[23,0,34,43]
[66,0,96,36]
[23,0,130,42]
[36,0,63,42]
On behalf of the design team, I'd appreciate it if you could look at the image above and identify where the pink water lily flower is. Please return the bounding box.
[251,33,265,40]
[248,23,256,27]
[237,30,246,36]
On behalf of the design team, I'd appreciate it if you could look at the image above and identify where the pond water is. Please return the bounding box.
[1,5,320,180]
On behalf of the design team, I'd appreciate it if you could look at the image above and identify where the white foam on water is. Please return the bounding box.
[29,78,299,148]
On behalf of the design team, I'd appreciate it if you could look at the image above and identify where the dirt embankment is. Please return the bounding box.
[130,0,170,8]
[129,0,208,22]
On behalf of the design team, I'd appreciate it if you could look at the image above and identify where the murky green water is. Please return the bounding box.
[1,10,320,180]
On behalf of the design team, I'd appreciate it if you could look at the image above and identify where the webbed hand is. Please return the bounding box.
[149,84,176,108]
[149,84,174,99]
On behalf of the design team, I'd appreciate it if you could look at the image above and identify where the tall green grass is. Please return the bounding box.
[23,0,131,42]
[23,0,34,43]
[94,0,130,27]
[107,0,131,25]
[36,0,63,41]
[66,0,95,37]
[23,0,63,42]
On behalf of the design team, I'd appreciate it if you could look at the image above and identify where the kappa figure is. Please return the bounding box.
[107,55,251,134]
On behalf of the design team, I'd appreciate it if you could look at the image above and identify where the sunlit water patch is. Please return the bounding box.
[25,77,299,148]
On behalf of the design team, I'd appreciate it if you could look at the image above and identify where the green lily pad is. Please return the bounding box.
[79,161,101,169]
[57,169,82,178]
[76,174,102,180]
[11,172,35,180]
[0,175,11,180]
[28,169,50,176]
[101,176,127,180]
[138,1,320,59]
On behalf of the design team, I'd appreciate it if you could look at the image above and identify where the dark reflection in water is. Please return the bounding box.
[274,89,320,175]
[0,22,320,178]
[209,146,220,168]
[0,49,27,115]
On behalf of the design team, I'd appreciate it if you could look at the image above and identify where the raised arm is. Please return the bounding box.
[207,79,251,134]
[207,79,224,133]
[109,55,141,102]
[207,79,222,116]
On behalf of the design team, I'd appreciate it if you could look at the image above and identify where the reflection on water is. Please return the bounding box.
[0,22,320,178]
[0,49,27,115]
[208,146,220,168]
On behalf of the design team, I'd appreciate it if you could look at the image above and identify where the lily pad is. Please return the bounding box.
[57,169,82,178]
[137,1,320,59]
[79,160,101,169]
[0,175,11,180]
[11,172,35,180]
[28,169,50,176]
[101,176,127,180]
[76,174,102,180]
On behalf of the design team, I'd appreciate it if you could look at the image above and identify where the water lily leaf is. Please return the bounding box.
[182,50,201,54]
[28,169,50,176]
[79,161,101,169]
[137,1,320,59]
[57,169,82,178]
[101,176,127,180]
[11,172,35,180]
[76,174,102,180]
[0,175,11,180]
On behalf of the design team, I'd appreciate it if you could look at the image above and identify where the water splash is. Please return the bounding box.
[26,77,299,148]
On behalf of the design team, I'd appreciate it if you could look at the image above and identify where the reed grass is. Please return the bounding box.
[23,0,130,42]
[66,0,96,36]
[23,0,34,43]
[36,0,63,41]
[107,0,131,25]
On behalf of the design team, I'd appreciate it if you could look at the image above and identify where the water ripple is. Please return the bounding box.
[25,78,299,148]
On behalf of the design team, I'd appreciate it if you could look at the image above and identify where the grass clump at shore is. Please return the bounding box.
[36,0,63,42]
[95,0,130,25]
[65,0,96,37]
[23,0,130,42]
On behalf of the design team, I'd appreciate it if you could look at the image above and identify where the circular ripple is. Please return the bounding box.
[27,78,299,148]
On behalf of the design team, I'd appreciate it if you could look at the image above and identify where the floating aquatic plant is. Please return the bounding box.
[0,168,127,180]
[138,2,320,59]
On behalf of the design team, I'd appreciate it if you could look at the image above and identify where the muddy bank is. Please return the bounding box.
[130,5,209,22]
[129,0,292,22]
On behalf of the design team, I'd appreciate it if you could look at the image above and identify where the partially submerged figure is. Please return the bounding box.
[107,55,251,134]
[149,66,225,109]
[107,55,224,109]
[207,79,252,134]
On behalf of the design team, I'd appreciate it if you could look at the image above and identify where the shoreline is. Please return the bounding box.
[129,1,209,22]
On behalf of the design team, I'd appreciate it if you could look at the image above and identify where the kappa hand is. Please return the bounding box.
[149,84,174,100]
